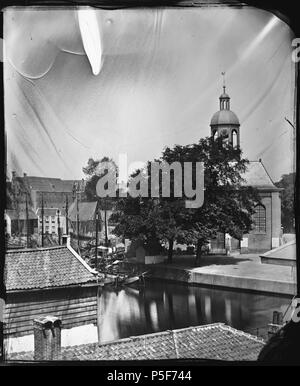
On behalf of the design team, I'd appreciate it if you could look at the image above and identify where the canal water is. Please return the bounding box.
[5,280,293,354]
[98,280,292,343]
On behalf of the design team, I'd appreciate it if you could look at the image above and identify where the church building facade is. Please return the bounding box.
[209,83,282,254]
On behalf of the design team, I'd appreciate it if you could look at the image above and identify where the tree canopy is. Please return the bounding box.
[275,172,295,233]
[112,135,259,262]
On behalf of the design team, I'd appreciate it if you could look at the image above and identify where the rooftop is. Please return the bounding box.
[4,245,97,292]
[36,208,65,217]
[260,240,296,267]
[6,209,37,220]
[68,201,98,222]
[210,109,240,126]
[8,323,265,361]
[15,176,82,193]
[242,161,279,190]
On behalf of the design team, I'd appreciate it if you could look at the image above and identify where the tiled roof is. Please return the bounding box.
[241,161,278,189]
[4,246,96,291]
[8,323,265,361]
[6,209,37,220]
[36,208,63,217]
[68,201,98,222]
[16,176,81,193]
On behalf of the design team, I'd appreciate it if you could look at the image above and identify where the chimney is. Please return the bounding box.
[33,315,62,361]
[62,234,70,247]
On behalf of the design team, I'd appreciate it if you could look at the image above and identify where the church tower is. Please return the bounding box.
[210,73,240,148]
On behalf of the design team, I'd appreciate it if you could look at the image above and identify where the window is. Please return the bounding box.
[253,204,266,233]
[232,130,238,148]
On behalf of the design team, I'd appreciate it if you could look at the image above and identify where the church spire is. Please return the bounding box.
[220,72,230,110]
[222,71,226,94]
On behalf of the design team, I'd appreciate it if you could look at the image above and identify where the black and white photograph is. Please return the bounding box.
[1,0,299,368]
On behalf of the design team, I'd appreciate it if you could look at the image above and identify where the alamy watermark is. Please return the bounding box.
[292,38,300,63]
[94,154,205,209]
[289,298,300,323]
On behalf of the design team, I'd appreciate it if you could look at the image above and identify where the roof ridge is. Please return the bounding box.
[220,324,265,344]
[6,245,66,254]
[257,159,275,185]
[67,243,98,275]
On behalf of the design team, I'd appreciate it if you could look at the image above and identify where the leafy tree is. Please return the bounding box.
[161,136,259,261]
[82,157,118,246]
[275,172,295,233]
[83,157,117,203]
[112,135,259,262]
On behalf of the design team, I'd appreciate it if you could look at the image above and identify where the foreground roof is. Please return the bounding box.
[8,323,265,361]
[5,245,96,291]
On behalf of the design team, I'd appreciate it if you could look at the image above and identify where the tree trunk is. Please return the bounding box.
[195,240,202,264]
[167,238,174,263]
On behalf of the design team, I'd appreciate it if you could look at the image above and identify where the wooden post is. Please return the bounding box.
[97,286,102,344]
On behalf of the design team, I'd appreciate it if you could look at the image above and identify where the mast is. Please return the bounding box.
[57,209,61,245]
[104,200,108,248]
[41,193,44,247]
[65,194,69,235]
[95,205,99,271]
[76,191,80,254]
[25,192,29,248]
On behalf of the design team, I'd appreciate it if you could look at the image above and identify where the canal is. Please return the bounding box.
[98,280,292,343]
[5,280,293,354]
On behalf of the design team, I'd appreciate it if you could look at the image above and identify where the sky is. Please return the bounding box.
[4,6,296,182]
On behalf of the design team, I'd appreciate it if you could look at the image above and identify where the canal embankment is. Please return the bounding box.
[125,253,296,295]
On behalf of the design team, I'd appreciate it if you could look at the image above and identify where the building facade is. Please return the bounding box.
[209,84,281,253]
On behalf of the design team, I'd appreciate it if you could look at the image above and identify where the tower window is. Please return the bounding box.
[253,204,266,233]
[232,130,238,148]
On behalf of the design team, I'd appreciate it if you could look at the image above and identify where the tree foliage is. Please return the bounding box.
[112,135,259,262]
[275,172,295,233]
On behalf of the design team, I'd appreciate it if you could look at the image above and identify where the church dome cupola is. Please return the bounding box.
[210,73,240,148]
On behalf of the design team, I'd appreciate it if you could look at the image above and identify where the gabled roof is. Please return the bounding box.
[8,323,265,361]
[68,201,98,222]
[6,209,37,220]
[241,161,279,190]
[16,176,81,193]
[4,245,97,292]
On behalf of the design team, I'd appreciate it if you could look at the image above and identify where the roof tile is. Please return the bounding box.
[5,246,96,291]
[7,323,265,361]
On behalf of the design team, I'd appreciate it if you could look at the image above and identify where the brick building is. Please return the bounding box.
[9,173,85,237]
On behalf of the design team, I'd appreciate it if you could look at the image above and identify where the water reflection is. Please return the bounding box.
[98,280,292,343]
